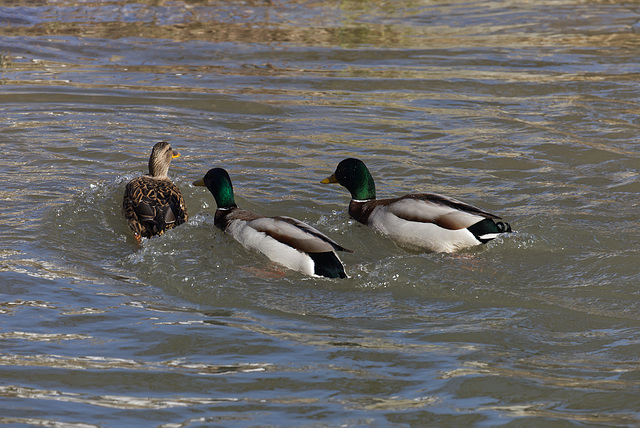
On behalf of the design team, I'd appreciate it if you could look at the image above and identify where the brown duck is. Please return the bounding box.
[123,142,188,244]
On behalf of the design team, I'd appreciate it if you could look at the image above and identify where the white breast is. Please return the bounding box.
[367,206,481,253]
[226,219,316,275]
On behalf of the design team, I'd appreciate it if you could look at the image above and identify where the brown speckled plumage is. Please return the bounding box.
[123,142,188,243]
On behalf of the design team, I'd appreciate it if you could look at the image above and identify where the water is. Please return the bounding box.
[2,1,640,426]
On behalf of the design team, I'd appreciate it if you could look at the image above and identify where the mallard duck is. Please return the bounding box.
[321,158,511,253]
[123,142,188,244]
[193,168,351,278]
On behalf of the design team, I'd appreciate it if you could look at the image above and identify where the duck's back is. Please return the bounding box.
[123,176,188,239]
[218,208,348,278]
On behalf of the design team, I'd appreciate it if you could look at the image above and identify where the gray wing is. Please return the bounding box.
[386,194,501,230]
[247,216,352,253]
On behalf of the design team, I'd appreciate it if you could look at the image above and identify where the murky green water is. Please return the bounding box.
[2,1,640,426]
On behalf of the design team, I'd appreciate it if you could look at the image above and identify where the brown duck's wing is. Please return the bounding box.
[123,177,148,237]
[385,193,502,231]
[123,177,188,238]
[248,215,352,253]
[165,180,188,226]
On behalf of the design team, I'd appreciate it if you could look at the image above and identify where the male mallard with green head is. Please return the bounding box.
[193,168,351,278]
[322,158,511,253]
[123,142,188,244]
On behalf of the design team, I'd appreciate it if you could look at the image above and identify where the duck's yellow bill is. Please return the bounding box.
[193,177,205,186]
[321,174,338,184]
[172,151,181,159]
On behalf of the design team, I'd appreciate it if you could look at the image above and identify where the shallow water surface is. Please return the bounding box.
[2,1,640,426]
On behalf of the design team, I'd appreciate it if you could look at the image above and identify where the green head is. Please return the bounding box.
[193,168,237,209]
[321,158,376,200]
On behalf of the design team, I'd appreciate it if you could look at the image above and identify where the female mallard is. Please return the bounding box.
[321,158,511,253]
[123,142,188,244]
[193,168,351,278]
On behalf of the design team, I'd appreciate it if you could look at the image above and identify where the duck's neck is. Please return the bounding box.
[349,172,376,201]
[214,179,237,209]
[149,158,169,179]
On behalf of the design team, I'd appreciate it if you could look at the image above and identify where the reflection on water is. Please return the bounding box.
[2,0,640,426]
[4,0,640,49]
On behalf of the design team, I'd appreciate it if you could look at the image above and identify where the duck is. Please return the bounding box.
[321,158,511,253]
[122,141,188,244]
[193,168,351,278]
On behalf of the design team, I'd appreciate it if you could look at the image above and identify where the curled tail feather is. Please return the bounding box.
[467,219,512,244]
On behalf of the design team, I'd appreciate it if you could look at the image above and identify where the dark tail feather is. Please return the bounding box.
[134,202,181,238]
[497,221,512,233]
[308,252,347,279]
[467,219,512,244]
[149,205,175,236]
